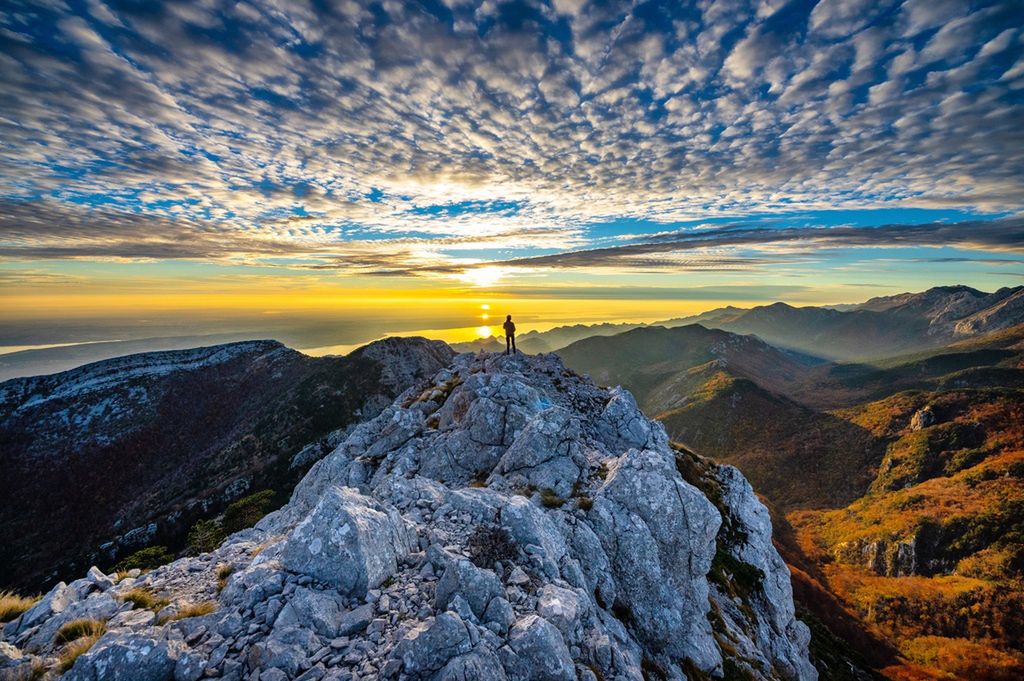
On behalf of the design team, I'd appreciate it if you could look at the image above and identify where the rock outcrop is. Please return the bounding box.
[1,351,815,680]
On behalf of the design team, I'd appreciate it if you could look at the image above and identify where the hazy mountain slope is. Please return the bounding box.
[0,338,453,591]
[659,286,1024,361]
[0,351,816,681]
[856,285,1024,338]
[558,324,823,411]
[803,323,1024,408]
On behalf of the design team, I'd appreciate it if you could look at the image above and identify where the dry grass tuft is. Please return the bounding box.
[216,563,234,591]
[158,600,217,624]
[58,631,104,673]
[539,488,566,508]
[55,618,106,645]
[118,587,170,612]
[0,590,40,623]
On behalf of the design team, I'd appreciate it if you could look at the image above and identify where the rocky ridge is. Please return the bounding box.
[1,351,815,681]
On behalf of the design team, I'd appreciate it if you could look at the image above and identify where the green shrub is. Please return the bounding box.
[113,545,174,572]
[222,490,277,534]
[186,519,225,555]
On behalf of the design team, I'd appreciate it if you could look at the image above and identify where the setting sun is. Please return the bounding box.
[475,325,492,339]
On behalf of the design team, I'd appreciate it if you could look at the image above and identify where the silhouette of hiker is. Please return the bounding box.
[503,315,517,355]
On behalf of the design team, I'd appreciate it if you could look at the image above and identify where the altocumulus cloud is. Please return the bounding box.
[0,0,1022,274]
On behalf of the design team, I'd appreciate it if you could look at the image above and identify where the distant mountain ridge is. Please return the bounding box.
[658,285,1024,360]
[0,337,453,591]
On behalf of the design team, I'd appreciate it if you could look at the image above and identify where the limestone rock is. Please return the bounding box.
[279,485,412,596]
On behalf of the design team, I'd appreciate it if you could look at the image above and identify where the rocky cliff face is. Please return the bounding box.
[1,352,815,681]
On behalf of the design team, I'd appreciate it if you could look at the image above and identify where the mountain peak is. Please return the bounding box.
[2,350,816,680]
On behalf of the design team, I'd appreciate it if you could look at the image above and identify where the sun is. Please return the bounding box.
[475,325,492,339]
[458,266,505,288]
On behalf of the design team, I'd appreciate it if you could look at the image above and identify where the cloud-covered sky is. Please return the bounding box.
[1,0,1023,315]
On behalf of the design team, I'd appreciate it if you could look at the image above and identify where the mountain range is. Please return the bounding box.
[456,285,1024,363]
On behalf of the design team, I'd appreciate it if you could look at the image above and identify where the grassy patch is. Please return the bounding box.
[118,587,170,612]
[0,590,40,623]
[710,548,765,598]
[55,618,106,645]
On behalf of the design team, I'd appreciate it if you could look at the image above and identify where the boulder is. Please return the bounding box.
[63,630,184,681]
[434,559,503,620]
[273,586,345,637]
[505,615,575,681]
[394,612,473,677]
[279,485,412,596]
[536,585,585,641]
[435,649,508,681]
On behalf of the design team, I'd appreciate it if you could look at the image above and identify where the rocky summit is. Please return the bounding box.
[0,351,815,681]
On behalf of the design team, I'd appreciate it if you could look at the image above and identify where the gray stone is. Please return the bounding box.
[393,612,473,676]
[337,603,375,636]
[435,649,508,681]
[536,585,584,641]
[274,587,345,638]
[506,615,575,681]
[63,630,184,681]
[279,486,412,596]
[434,559,503,620]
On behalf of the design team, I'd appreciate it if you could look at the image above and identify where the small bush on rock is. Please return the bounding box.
[467,525,518,569]
[114,545,174,572]
[186,519,226,555]
[222,489,277,534]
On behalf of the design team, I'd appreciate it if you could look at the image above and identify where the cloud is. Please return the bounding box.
[0,0,1021,272]
[439,217,1024,272]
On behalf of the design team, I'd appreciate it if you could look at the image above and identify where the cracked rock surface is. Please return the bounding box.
[2,351,816,681]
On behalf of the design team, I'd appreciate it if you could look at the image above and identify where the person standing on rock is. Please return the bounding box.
[503,314,517,355]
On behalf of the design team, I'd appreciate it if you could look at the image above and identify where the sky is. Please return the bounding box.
[1,0,1023,349]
